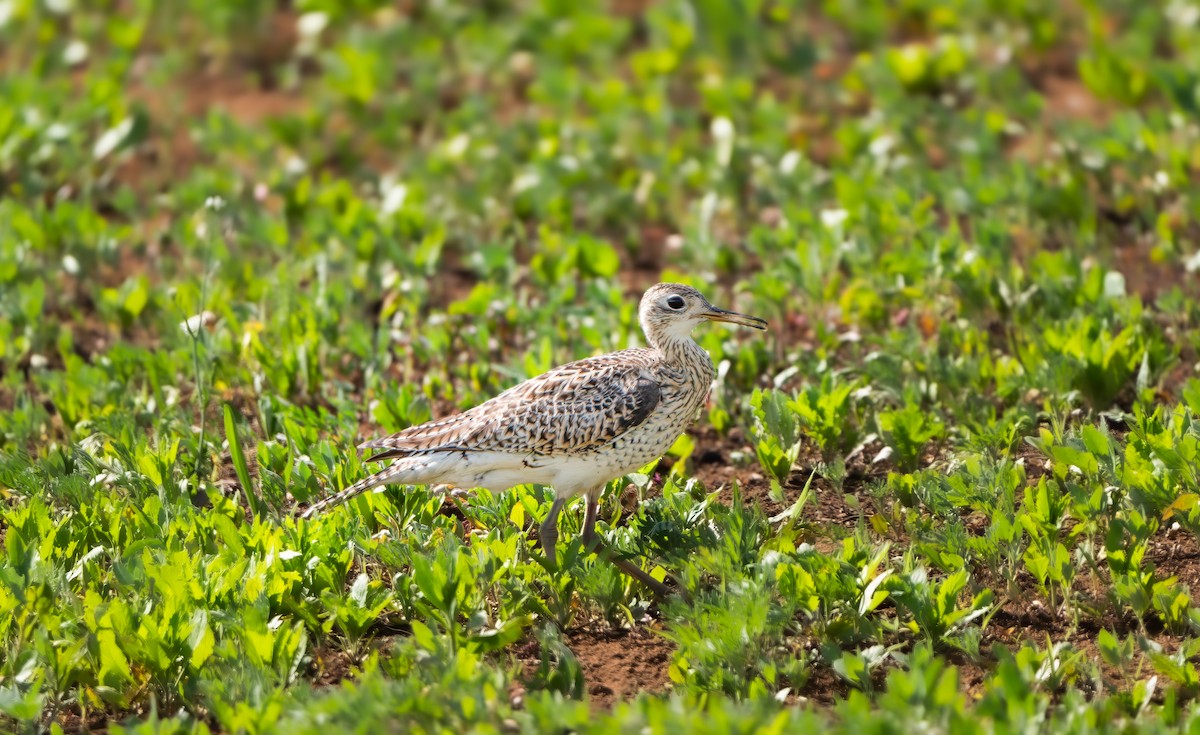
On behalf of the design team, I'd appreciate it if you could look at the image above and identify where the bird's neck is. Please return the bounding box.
[652,334,709,367]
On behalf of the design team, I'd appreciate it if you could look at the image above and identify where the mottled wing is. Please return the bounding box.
[361,351,661,459]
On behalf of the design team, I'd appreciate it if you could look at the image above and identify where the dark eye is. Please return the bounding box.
[666,295,686,310]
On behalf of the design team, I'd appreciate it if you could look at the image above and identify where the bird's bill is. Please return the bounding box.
[702,308,768,330]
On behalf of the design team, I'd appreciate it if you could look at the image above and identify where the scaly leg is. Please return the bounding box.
[581,489,600,552]
[539,496,566,568]
[580,489,677,600]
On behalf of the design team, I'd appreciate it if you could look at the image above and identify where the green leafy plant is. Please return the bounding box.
[877,404,945,472]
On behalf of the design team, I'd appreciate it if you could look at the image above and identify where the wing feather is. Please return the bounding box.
[359,350,661,458]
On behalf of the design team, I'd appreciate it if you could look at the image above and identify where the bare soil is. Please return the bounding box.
[22,2,1200,722]
[569,626,675,708]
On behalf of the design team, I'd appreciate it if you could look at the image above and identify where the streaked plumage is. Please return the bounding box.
[301,283,767,596]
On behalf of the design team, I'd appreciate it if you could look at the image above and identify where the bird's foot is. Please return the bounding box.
[538,526,559,570]
[588,536,688,603]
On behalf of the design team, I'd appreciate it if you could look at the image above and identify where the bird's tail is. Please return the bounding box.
[299,453,445,520]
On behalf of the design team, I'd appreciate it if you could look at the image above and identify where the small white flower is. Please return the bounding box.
[1103,271,1125,299]
[62,254,80,275]
[297,11,328,39]
[634,170,655,204]
[63,39,88,65]
[1184,250,1200,273]
[512,170,540,194]
[1166,0,1200,26]
[29,354,48,369]
[779,150,802,175]
[284,155,307,176]
[444,133,470,160]
[380,177,407,216]
[698,191,719,238]
[204,195,225,211]
[711,116,736,168]
[820,208,849,230]
[93,117,133,160]
[868,134,895,159]
[1081,150,1105,170]
[180,311,216,334]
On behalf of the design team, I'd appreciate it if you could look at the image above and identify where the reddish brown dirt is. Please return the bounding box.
[1148,529,1200,594]
[54,708,115,735]
[116,66,308,194]
[1014,440,1051,484]
[572,627,674,707]
[21,2,1200,723]
[514,625,675,710]
[309,646,360,688]
[794,662,855,706]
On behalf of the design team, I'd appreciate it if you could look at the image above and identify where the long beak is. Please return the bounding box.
[702,307,768,331]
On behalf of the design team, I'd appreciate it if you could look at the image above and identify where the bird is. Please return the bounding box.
[300,283,767,597]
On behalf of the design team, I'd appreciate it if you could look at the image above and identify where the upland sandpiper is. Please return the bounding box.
[301,283,767,597]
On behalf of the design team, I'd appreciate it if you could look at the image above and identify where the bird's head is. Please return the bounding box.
[638,283,767,347]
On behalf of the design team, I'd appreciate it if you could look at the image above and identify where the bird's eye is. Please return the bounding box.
[666,295,686,310]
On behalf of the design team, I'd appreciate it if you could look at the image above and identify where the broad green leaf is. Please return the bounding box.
[97,629,132,688]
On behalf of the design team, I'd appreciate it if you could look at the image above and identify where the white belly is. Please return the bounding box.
[424,392,704,498]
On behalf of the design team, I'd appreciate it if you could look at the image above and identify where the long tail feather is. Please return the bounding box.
[299,452,452,519]
[299,464,403,519]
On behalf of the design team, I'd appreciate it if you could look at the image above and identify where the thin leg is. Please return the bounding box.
[590,536,675,599]
[539,496,566,568]
[579,488,681,601]
[581,492,600,552]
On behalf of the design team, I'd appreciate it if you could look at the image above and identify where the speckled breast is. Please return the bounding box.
[602,353,715,475]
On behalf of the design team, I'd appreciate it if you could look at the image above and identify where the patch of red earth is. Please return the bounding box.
[1007,51,1112,164]
[973,528,1200,698]
[574,626,673,707]
[1039,74,1111,123]
[943,650,992,702]
[986,599,1175,697]
[52,708,116,735]
[309,646,361,688]
[792,661,855,706]
[1014,440,1051,485]
[1148,529,1200,595]
[1111,230,1200,304]
[513,625,674,710]
[116,66,308,194]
